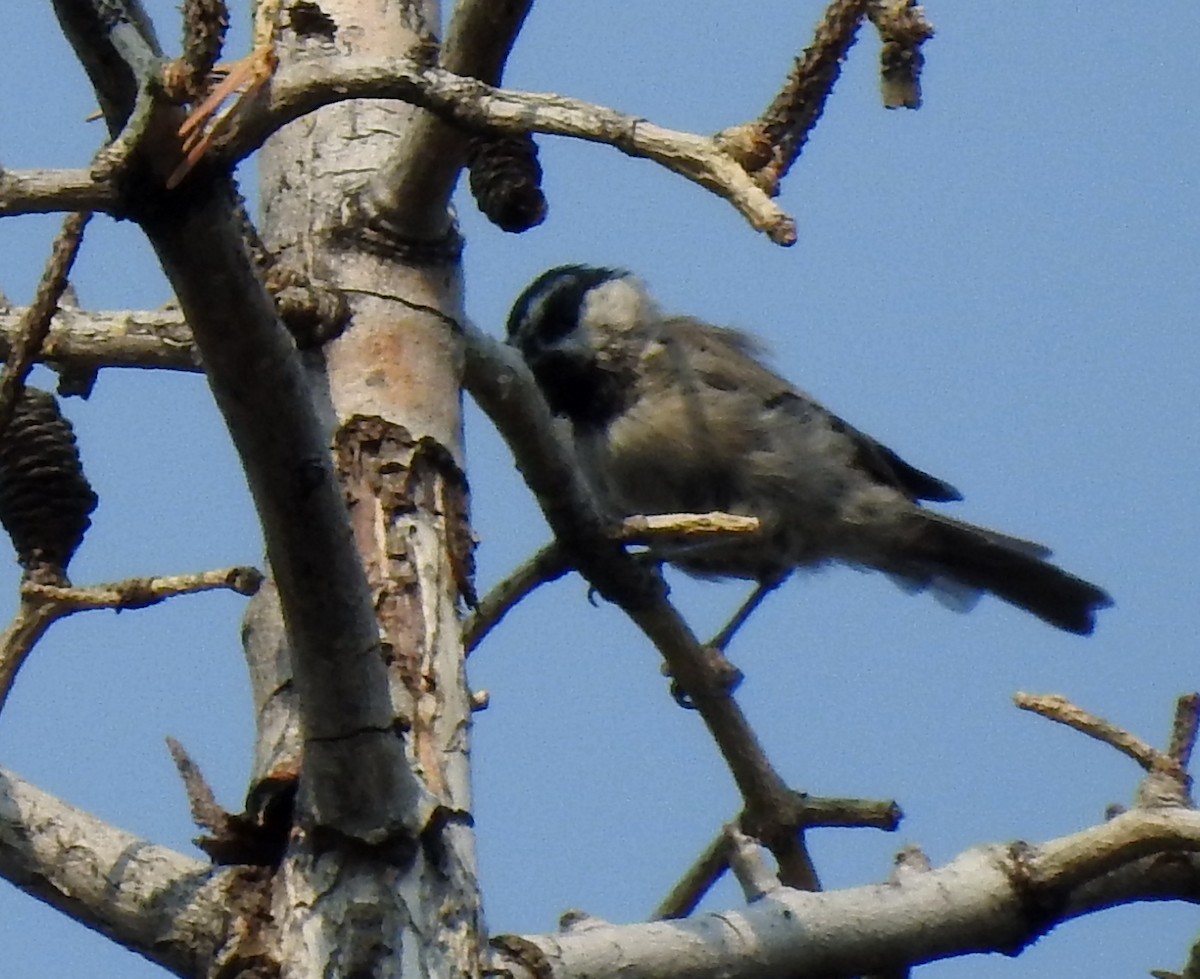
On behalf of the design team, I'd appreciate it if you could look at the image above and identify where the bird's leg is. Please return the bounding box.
[707,571,791,651]
[669,571,788,709]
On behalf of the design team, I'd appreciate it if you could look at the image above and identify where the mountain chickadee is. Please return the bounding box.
[506,265,1112,635]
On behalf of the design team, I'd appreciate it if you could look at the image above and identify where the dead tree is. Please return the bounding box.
[0,1,1195,977]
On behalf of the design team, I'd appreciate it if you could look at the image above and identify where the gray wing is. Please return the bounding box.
[662,317,962,504]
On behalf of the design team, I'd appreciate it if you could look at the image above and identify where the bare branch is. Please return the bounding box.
[50,0,163,135]
[216,57,797,245]
[178,0,230,98]
[726,825,780,903]
[1015,692,1179,775]
[137,181,429,841]
[1157,934,1200,979]
[464,543,569,656]
[463,323,818,888]
[440,0,532,85]
[167,735,230,836]
[653,831,732,920]
[0,168,120,217]
[751,0,869,191]
[0,763,234,976]
[466,513,762,654]
[0,304,198,375]
[167,735,292,867]
[0,211,90,436]
[497,809,1200,979]
[24,565,263,608]
[0,566,262,714]
[1169,693,1200,769]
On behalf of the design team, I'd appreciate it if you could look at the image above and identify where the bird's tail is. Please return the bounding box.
[889,511,1112,635]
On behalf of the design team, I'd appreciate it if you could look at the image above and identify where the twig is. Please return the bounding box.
[1014,692,1179,775]
[0,565,262,715]
[653,790,905,918]
[0,168,119,217]
[177,0,230,98]
[617,512,760,544]
[0,304,198,376]
[1152,931,1200,979]
[1168,693,1200,769]
[466,514,763,654]
[653,792,902,919]
[725,824,779,903]
[653,831,731,919]
[867,1,935,109]
[0,212,90,436]
[166,735,229,835]
[751,0,870,191]
[463,542,569,655]
[167,734,291,865]
[22,565,262,609]
[170,50,278,189]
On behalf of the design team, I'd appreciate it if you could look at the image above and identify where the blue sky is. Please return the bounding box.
[1,2,1197,976]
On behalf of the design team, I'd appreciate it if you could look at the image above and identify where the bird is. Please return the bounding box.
[505,264,1112,636]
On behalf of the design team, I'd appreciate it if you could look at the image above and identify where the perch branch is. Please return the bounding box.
[464,323,819,889]
[617,512,761,544]
[465,514,759,655]
[0,566,262,715]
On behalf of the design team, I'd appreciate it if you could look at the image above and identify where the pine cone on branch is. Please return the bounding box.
[0,388,97,582]
[466,133,547,233]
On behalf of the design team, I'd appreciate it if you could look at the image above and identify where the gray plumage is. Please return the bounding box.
[506,265,1112,635]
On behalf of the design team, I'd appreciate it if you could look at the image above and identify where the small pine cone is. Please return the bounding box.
[466,133,547,233]
[0,388,97,580]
